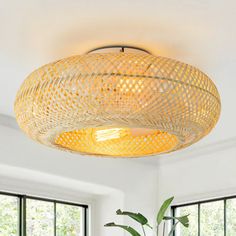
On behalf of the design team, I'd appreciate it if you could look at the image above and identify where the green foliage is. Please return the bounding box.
[105,222,141,236]
[26,199,54,236]
[105,196,190,236]
[176,205,198,236]
[225,199,236,236]
[156,196,174,225]
[177,201,225,236]
[27,200,81,236]
[200,201,224,235]
[0,195,81,236]
[56,204,81,236]
[116,209,150,227]
[0,196,18,236]
[168,222,179,236]
[164,215,190,227]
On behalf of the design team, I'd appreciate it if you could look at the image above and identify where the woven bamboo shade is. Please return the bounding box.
[14,50,221,157]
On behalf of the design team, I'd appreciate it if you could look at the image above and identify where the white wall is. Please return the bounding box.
[157,140,236,206]
[0,123,158,236]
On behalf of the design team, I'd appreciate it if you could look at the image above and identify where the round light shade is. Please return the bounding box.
[14,48,221,157]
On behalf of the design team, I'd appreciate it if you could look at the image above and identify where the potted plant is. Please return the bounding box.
[105,197,189,236]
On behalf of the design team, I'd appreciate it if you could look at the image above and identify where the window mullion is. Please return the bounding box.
[198,203,200,236]
[224,199,226,236]
[84,207,88,236]
[22,196,27,236]
[54,202,57,236]
[172,207,175,236]
[18,196,22,236]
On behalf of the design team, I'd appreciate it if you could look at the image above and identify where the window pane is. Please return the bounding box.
[26,199,54,236]
[226,199,236,235]
[200,201,224,236]
[175,205,198,236]
[0,194,19,236]
[56,203,82,236]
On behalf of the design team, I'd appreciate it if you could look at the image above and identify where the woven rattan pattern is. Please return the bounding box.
[55,128,178,157]
[14,53,221,157]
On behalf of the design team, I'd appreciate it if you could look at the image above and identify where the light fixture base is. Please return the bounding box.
[86,45,151,55]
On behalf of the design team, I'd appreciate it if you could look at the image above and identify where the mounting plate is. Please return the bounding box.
[86,45,151,54]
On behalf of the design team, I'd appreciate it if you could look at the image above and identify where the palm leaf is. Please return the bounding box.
[156,196,174,225]
[116,209,148,225]
[164,215,189,227]
[104,222,141,236]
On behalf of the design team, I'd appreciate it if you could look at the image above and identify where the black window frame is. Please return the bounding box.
[0,191,88,236]
[171,195,236,236]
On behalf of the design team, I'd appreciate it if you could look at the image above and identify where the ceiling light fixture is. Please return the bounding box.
[14,45,221,157]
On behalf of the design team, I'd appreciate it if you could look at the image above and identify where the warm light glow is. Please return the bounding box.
[95,128,127,142]
[14,51,221,157]
[55,127,178,157]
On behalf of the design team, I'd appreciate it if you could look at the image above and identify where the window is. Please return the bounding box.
[0,192,88,236]
[172,195,236,236]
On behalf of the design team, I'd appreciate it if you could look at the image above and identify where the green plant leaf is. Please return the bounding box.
[168,222,178,236]
[156,196,174,225]
[176,215,189,227]
[164,215,190,227]
[104,222,141,236]
[116,209,148,225]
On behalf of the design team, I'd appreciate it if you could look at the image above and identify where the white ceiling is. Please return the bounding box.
[0,0,236,163]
